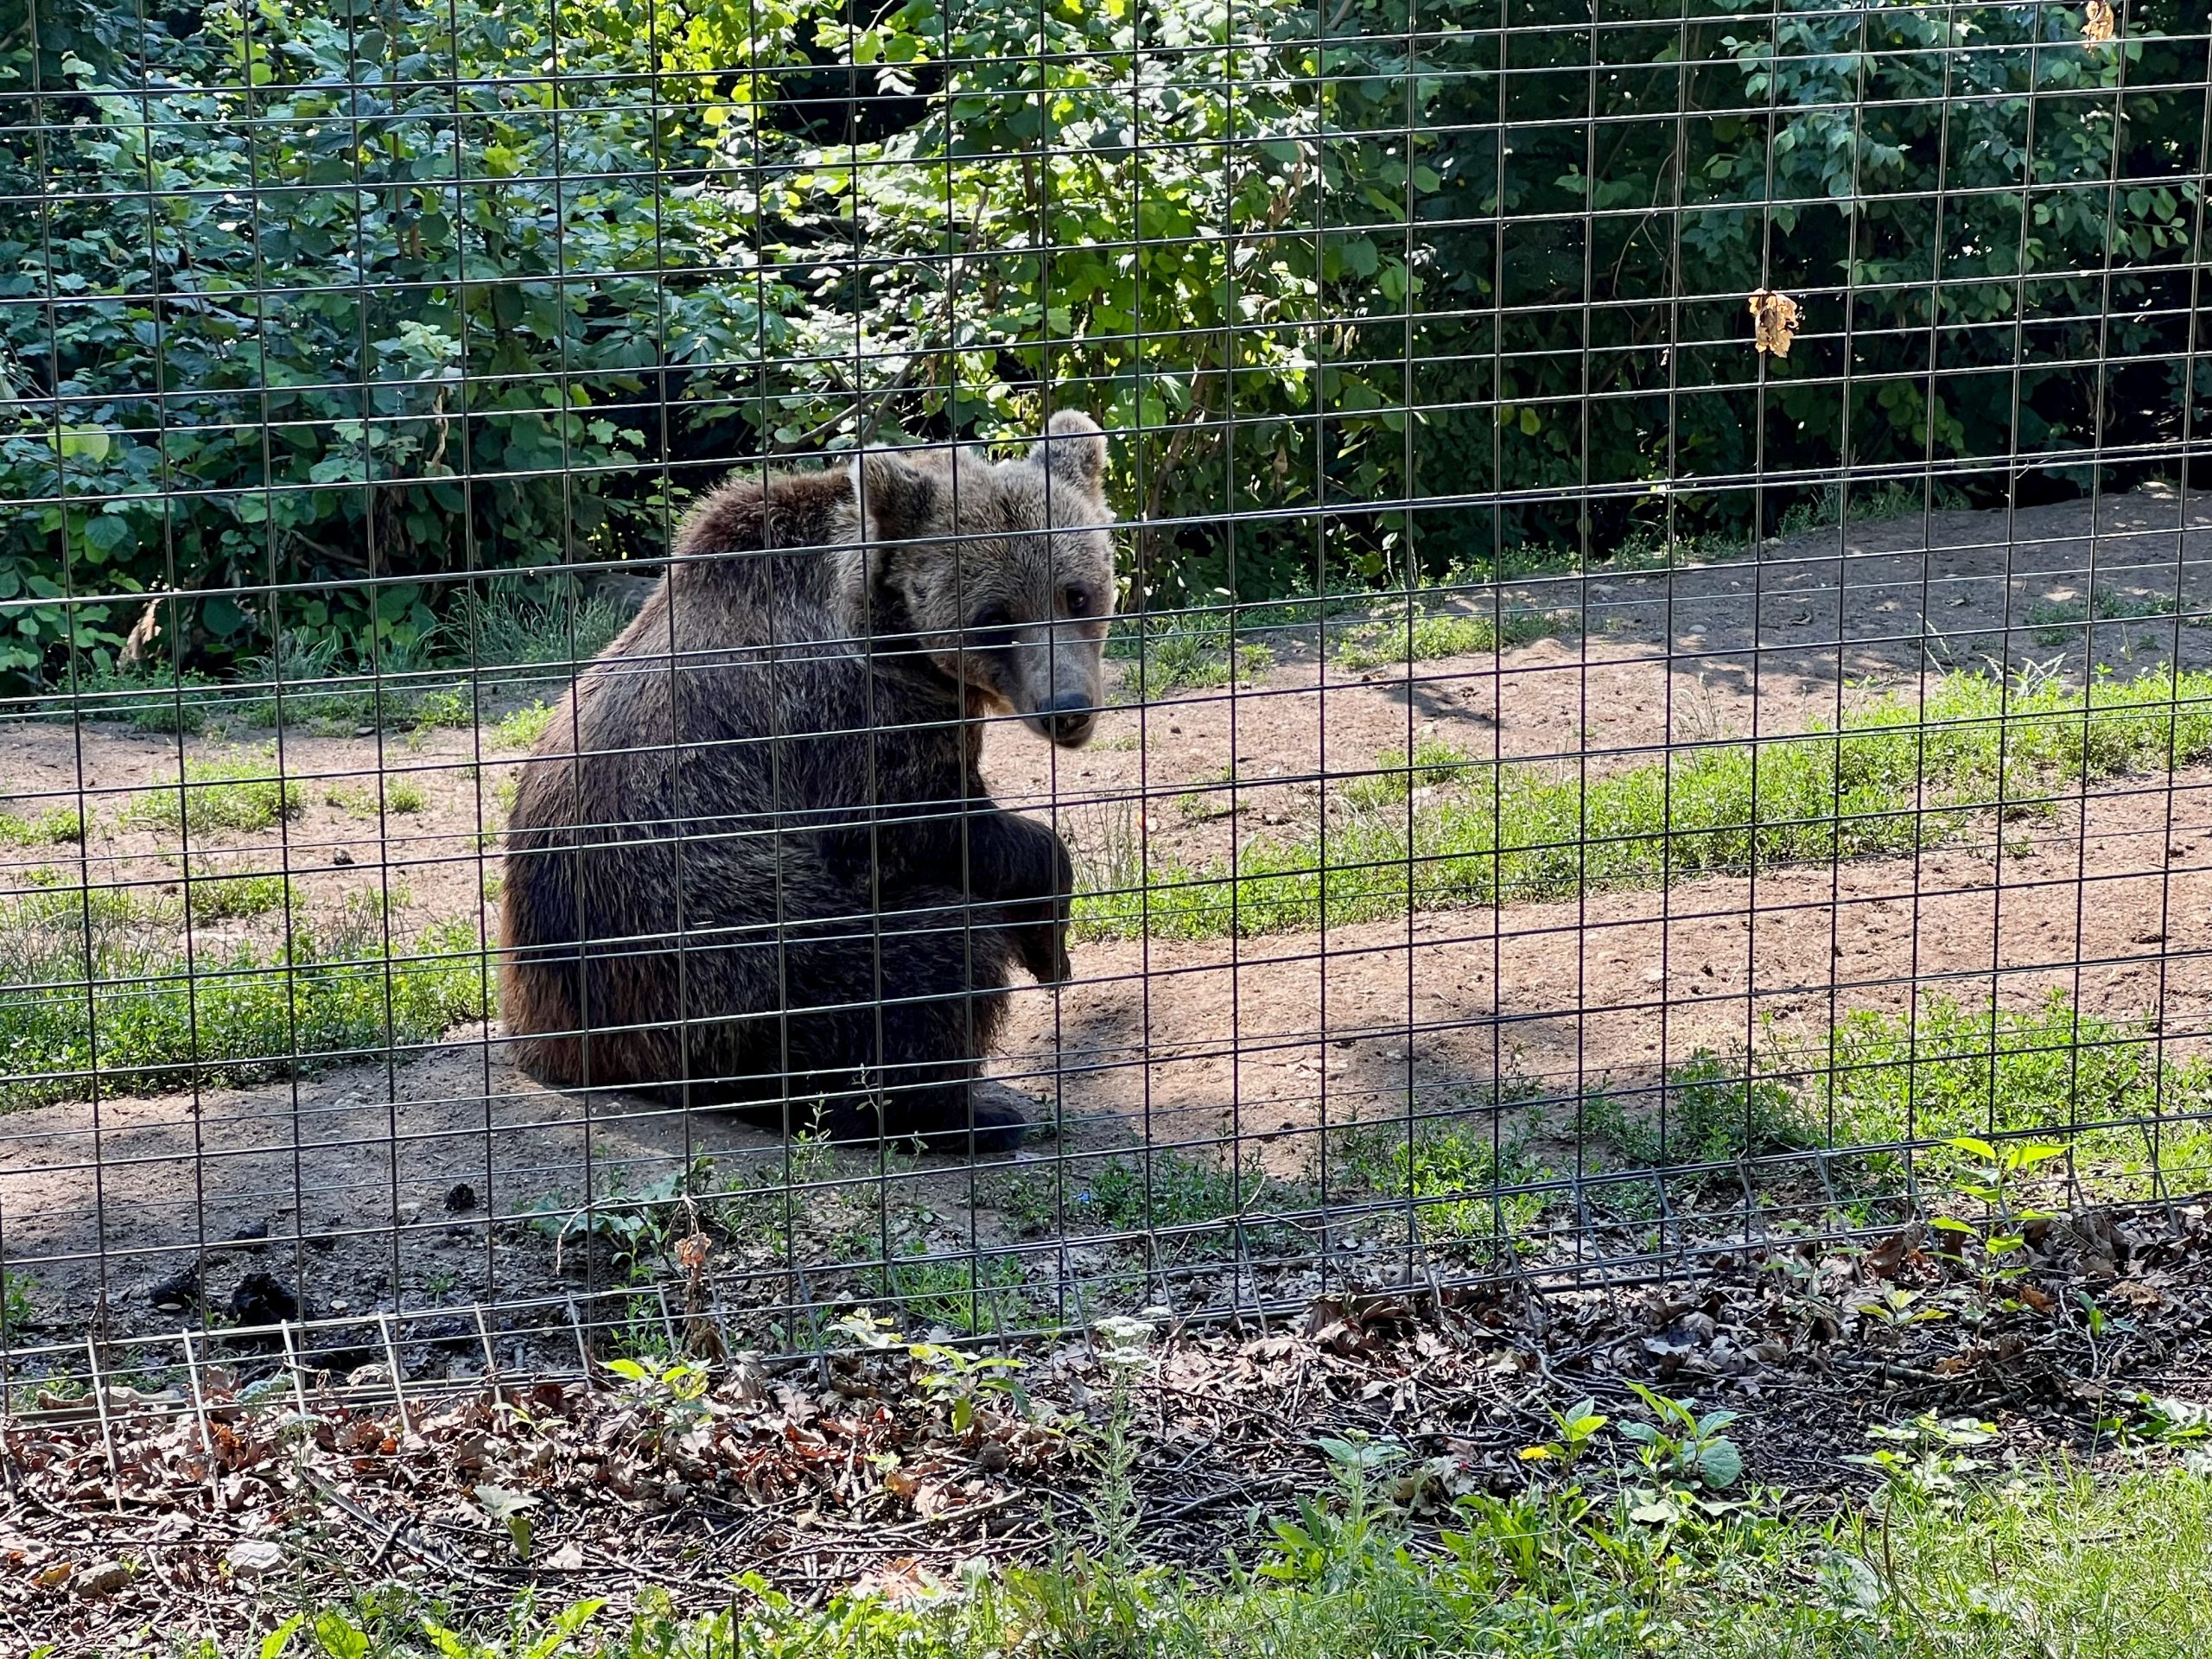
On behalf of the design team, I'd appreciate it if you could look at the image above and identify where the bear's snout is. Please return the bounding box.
[1039,690,1096,747]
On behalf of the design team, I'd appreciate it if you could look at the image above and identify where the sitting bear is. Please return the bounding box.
[499,411,1116,1154]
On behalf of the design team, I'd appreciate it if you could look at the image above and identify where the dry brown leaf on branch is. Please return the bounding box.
[2084,1,2117,43]
[1749,289,1802,358]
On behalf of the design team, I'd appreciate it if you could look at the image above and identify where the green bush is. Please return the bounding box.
[4,1,2199,689]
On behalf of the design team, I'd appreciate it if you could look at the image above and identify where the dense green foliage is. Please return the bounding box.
[3,0,2202,684]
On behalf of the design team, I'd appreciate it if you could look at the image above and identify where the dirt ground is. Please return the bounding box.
[5,486,2212,1366]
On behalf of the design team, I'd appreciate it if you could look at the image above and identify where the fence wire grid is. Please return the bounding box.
[3,0,2212,1400]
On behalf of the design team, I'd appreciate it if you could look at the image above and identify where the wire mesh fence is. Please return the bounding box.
[3,0,2212,1407]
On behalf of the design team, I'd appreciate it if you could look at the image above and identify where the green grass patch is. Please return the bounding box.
[1816,988,2212,1171]
[1109,611,1275,699]
[876,1246,1033,1336]
[1076,668,2212,942]
[168,1461,2212,1659]
[44,662,225,734]
[0,900,491,1109]
[1334,601,1561,671]
[124,756,303,837]
[1586,1049,1820,1171]
[1776,479,1971,537]
[998,1143,1275,1239]
[1338,739,1473,810]
[492,698,556,750]
[184,868,289,921]
[1330,1109,1550,1247]
[229,636,476,738]
[2028,589,2182,646]
[0,805,83,846]
[454,582,633,669]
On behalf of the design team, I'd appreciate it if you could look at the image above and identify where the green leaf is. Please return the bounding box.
[310,1611,371,1659]
[54,425,111,462]
[1696,1438,1744,1490]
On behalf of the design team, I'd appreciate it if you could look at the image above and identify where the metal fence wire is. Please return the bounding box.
[3,0,2212,1397]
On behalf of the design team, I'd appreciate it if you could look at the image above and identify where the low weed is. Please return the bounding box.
[1586,1049,1816,1171]
[998,1144,1270,1239]
[0,904,490,1109]
[877,1245,1033,1335]
[1076,666,2212,942]
[1176,764,1238,823]
[492,699,556,751]
[2026,589,2181,647]
[184,868,289,921]
[1776,480,1967,538]
[1,1270,32,1341]
[45,661,223,734]
[234,634,471,736]
[124,756,302,837]
[0,806,83,846]
[454,581,633,669]
[155,1462,2212,1657]
[1338,739,1474,810]
[1064,798,1150,906]
[1334,601,1559,671]
[1109,611,1274,699]
[1815,988,2211,1178]
[322,783,378,818]
[1331,1110,1550,1248]
[385,777,430,815]
[525,1157,716,1282]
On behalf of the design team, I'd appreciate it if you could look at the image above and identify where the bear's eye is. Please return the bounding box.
[1063,586,1091,616]
[965,605,1014,649]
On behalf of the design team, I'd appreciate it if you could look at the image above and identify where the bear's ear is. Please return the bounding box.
[849,448,943,550]
[1030,409,1107,494]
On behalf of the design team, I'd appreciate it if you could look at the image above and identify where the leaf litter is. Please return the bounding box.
[7,1197,2212,1651]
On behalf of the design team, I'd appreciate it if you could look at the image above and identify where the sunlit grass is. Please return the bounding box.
[1076,669,2212,941]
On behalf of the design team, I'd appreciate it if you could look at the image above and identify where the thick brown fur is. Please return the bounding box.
[499,412,1116,1151]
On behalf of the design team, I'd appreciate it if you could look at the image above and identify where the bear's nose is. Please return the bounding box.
[1045,691,1095,744]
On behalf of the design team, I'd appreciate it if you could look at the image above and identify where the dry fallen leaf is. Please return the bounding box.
[225,1539,284,1579]
[1749,289,1802,358]
[69,1560,131,1599]
[2084,1,2116,43]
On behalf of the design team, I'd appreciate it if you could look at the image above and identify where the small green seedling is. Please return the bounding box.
[2100,1392,2212,1455]
[1854,1286,1950,1329]
[1518,1395,1609,1467]
[909,1342,1031,1436]
[1618,1381,1745,1519]
[1847,1414,1996,1500]
[1931,1135,2068,1314]
[474,1483,539,1562]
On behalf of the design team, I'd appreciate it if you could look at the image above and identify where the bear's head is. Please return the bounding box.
[852,410,1117,748]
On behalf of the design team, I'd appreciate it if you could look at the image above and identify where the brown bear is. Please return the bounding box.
[499,411,1116,1154]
